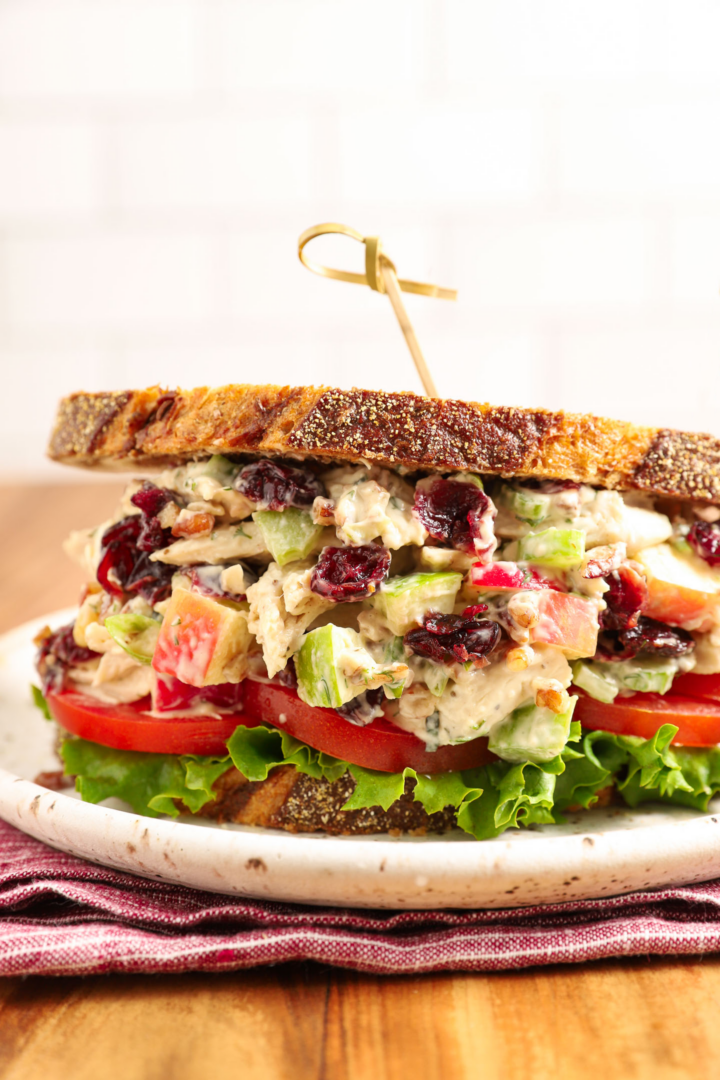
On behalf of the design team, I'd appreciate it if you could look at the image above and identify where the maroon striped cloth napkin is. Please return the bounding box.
[0,818,718,976]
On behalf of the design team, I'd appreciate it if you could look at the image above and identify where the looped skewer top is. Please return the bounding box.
[297,222,457,398]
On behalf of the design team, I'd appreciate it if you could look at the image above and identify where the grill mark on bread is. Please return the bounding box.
[632,429,720,503]
[46,383,720,504]
[50,390,132,458]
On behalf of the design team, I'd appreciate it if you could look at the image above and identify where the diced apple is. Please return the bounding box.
[529,591,599,658]
[152,590,252,687]
[636,543,720,628]
[469,561,563,592]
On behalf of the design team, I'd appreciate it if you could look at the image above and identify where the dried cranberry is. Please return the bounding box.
[276,657,298,690]
[125,553,175,606]
[137,515,168,552]
[234,459,325,511]
[36,623,100,693]
[153,673,245,713]
[336,687,385,726]
[413,478,495,556]
[130,481,175,519]
[97,514,174,605]
[310,544,391,602]
[404,608,501,666]
[600,564,648,631]
[688,521,720,567]
[612,616,696,659]
[97,516,143,596]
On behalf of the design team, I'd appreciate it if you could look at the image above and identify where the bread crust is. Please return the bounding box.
[187,764,457,836]
[47,383,720,503]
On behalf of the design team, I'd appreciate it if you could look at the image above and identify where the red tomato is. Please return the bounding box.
[46,689,250,756]
[47,682,495,774]
[671,672,720,704]
[573,689,720,747]
[242,681,495,775]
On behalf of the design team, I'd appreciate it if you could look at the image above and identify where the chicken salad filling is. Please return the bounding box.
[37,455,720,768]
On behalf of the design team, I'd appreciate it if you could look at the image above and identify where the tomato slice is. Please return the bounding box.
[573,689,720,746]
[46,682,495,774]
[46,690,251,756]
[242,682,495,775]
[671,672,720,704]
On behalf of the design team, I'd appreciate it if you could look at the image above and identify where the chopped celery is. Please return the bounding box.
[508,487,551,525]
[184,454,238,489]
[572,658,677,701]
[253,509,323,566]
[296,625,408,709]
[105,613,161,664]
[618,660,676,695]
[572,661,618,703]
[370,572,463,635]
[421,663,449,698]
[488,697,577,764]
[449,472,484,490]
[517,527,585,569]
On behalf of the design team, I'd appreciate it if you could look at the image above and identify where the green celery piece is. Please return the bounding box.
[371,572,463,635]
[184,454,238,489]
[517,527,585,569]
[423,663,449,697]
[295,624,357,708]
[105,613,161,664]
[296,625,408,709]
[293,626,356,708]
[488,697,578,764]
[671,536,693,557]
[572,661,619,703]
[508,487,551,525]
[574,658,676,699]
[618,660,675,695]
[449,472,484,490]
[252,509,322,566]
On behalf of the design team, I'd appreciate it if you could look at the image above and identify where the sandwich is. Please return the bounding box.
[33,383,720,839]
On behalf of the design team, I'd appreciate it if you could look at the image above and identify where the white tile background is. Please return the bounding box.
[0,0,718,480]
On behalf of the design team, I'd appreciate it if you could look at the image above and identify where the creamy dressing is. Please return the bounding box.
[393,645,571,747]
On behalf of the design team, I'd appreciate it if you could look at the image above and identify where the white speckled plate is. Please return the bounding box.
[1,611,720,909]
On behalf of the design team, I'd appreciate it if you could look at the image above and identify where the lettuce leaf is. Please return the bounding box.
[30,684,51,720]
[554,724,720,814]
[60,739,231,818]
[226,724,347,783]
[59,719,720,836]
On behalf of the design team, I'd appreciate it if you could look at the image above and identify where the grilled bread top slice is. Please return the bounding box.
[47,383,720,504]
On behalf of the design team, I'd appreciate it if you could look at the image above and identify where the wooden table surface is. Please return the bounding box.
[1,480,720,1080]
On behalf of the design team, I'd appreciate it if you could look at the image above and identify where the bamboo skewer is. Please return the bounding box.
[298,223,456,398]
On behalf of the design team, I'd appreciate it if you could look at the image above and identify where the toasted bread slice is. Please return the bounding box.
[189,764,457,836]
[48,383,720,503]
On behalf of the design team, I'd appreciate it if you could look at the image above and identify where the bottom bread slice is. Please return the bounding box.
[185,765,458,836]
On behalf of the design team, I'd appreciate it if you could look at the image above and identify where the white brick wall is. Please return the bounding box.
[0,0,718,480]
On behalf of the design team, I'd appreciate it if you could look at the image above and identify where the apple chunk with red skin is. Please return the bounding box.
[636,543,720,629]
[528,591,599,658]
[153,590,252,687]
[470,561,565,592]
